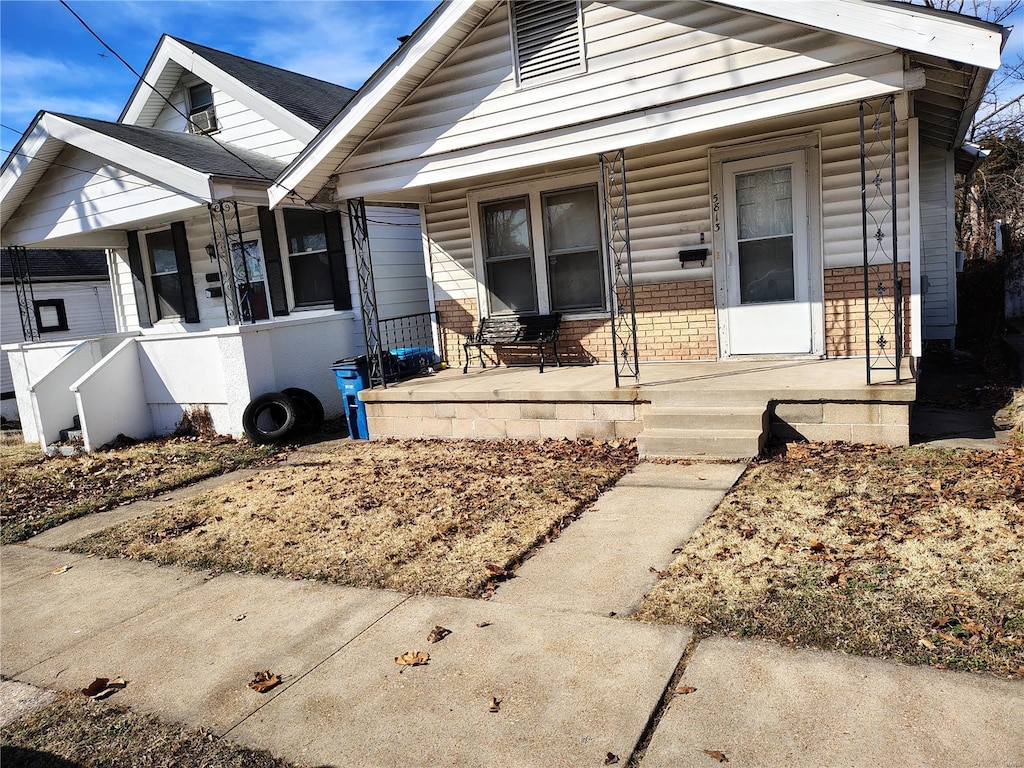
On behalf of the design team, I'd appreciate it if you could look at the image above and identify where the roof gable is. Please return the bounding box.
[120,36,356,142]
[271,0,1005,205]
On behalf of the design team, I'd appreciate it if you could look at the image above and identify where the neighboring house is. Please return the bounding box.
[1,36,430,449]
[273,0,1004,377]
[0,249,116,422]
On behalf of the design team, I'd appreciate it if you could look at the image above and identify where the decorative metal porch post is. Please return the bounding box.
[6,245,38,341]
[208,200,252,325]
[859,97,903,384]
[599,150,640,387]
[348,197,386,388]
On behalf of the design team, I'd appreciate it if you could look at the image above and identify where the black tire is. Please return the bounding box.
[282,387,325,434]
[242,392,297,444]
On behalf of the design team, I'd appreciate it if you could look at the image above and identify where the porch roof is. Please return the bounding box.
[270,0,1005,206]
[0,112,284,245]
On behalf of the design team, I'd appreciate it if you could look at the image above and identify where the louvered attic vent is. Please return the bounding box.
[511,0,584,85]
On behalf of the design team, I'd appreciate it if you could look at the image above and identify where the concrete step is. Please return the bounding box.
[59,428,83,442]
[643,405,766,431]
[637,428,765,460]
[645,388,769,408]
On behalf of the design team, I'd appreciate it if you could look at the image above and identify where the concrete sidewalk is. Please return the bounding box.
[2,459,1022,767]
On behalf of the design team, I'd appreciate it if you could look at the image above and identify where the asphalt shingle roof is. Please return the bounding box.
[53,114,287,181]
[2,249,109,282]
[172,38,357,130]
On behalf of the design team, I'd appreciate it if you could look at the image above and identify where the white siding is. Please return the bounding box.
[349,1,894,175]
[153,82,306,162]
[364,205,431,321]
[3,146,206,246]
[1,280,116,401]
[919,141,956,339]
[425,102,911,301]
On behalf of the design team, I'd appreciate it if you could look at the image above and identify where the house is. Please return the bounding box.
[1,249,116,423]
[268,0,1006,455]
[1,35,431,450]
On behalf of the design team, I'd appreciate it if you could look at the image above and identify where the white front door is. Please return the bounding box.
[722,151,812,355]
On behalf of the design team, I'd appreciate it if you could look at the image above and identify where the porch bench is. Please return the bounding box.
[463,313,562,374]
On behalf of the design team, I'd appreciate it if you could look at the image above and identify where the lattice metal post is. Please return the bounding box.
[349,197,386,388]
[859,97,902,385]
[599,150,640,387]
[6,245,38,341]
[208,200,252,325]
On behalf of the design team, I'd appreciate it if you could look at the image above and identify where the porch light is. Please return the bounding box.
[205,243,216,261]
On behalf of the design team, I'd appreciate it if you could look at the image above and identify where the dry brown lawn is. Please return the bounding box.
[74,438,636,598]
[1,433,280,544]
[0,692,298,768]
[636,441,1024,678]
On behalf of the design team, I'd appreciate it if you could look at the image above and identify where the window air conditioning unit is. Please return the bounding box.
[189,107,217,134]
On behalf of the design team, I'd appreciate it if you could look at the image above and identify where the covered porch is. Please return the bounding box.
[360,358,915,458]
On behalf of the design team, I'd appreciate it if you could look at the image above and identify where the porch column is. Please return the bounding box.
[598,150,640,387]
[348,197,386,388]
[208,200,248,326]
[6,245,38,341]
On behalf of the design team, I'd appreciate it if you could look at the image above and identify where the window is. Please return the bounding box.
[147,229,186,319]
[187,82,217,133]
[283,209,333,307]
[477,181,604,316]
[481,197,537,314]
[511,0,585,85]
[34,299,68,333]
[542,186,603,311]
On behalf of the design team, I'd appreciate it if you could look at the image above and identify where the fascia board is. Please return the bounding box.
[0,115,52,227]
[708,0,1003,71]
[121,37,317,142]
[44,113,212,200]
[269,0,484,208]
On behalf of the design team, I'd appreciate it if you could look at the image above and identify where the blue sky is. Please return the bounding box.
[0,0,438,155]
[0,0,1021,161]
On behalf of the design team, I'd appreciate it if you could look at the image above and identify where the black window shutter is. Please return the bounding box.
[170,221,199,323]
[126,230,153,328]
[257,206,289,316]
[323,210,352,311]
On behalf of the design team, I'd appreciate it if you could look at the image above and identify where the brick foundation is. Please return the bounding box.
[437,266,913,367]
[824,263,912,358]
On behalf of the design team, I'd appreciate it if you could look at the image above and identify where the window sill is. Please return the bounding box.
[558,309,608,322]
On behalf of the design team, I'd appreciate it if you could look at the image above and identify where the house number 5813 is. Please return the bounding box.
[712,194,721,232]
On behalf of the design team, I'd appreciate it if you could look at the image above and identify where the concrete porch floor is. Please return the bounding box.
[362,357,916,405]
[360,359,916,455]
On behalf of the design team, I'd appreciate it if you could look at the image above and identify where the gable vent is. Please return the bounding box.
[511,0,584,85]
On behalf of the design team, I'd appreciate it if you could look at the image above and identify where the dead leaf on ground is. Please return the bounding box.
[50,565,72,575]
[604,752,620,765]
[395,650,430,667]
[233,614,247,622]
[673,685,697,695]
[248,670,282,693]
[488,696,501,713]
[918,638,937,650]
[701,749,729,763]
[427,625,451,643]
[81,677,128,699]
[476,621,492,628]
[809,539,826,552]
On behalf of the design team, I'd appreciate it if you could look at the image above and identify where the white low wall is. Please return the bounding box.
[73,339,151,451]
[3,333,137,444]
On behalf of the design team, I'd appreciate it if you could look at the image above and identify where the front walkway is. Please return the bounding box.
[2,455,1020,767]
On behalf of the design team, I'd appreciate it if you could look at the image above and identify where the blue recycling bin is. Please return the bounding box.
[331,357,370,439]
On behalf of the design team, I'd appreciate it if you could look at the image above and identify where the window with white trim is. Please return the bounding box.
[476,181,605,316]
[283,208,332,307]
[510,0,585,86]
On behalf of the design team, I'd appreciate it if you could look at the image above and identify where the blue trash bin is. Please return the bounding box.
[331,357,370,439]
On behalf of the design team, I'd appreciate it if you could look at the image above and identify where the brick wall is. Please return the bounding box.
[824,263,911,358]
[438,280,718,368]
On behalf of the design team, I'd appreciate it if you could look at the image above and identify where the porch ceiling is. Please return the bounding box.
[910,53,989,150]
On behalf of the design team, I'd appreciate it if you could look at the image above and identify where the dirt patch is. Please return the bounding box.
[635,441,1024,678]
[74,439,637,598]
[1,434,281,544]
[0,692,298,768]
